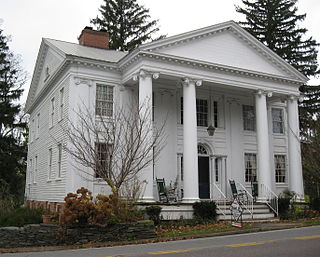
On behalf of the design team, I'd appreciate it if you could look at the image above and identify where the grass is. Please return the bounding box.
[157,222,256,237]
[304,218,320,225]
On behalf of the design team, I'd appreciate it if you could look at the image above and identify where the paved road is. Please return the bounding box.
[2,226,320,257]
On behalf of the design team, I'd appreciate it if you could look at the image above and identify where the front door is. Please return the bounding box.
[198,156,210,199]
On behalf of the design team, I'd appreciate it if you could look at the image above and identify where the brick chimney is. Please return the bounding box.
[78,26,109,49]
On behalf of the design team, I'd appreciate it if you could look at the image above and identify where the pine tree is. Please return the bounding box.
[236,0,319,135]
[91,0,163,51]
[0,26,27,202]
[236,0,319,77]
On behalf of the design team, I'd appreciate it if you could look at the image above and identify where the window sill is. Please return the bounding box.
[47,179,53,183]
[55,178,62,181]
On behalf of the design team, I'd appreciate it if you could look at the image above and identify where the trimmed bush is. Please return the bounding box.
[0,207,48,227]
[193,201,217,221]
[310,197,320,211]
[145,205,162,225]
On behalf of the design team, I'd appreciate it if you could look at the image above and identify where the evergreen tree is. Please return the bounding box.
[91,0,163,51]
[236,0,319,135]
[236,0,319,77]
[0,26,27,201]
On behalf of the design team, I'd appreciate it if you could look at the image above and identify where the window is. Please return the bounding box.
[213,101,218,128]
[215,158,220,182]
[95,84,113,117]
[50,97,55,127]
[34,156,38,183]
[29,120,34,142]
[180,97,209,127]
[29,159,33,184]
[48,148,52,180]
[272,108,284,134]
[95,142,111,178]
[152,92,155,121]
[57,144,62,178]
[196,99,208,127]
[245,153,257,182]
[275,155,286,183]
[243,105,255,131]
[180,156,184,181]
[198,144,208,155]
[59,88,64,120]
[36,113,40,138]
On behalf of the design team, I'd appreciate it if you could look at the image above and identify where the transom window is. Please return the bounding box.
[95,84,113,117]
[275,155,286,183]
[245,153,257,182]
[272,108,284,134]
[243,105,255,131]
[198,145,208,155]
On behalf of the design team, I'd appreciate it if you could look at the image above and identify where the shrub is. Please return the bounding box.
[278,197,291,219]
[60,187,97,226]
[310,197,320,211]
[145,205,162,225]
[193,201,217,221]
[0,207,48,227]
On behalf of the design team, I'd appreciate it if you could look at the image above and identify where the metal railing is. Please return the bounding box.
[212,183,227,218]
[260,183,279,216]
[237,182,254,219]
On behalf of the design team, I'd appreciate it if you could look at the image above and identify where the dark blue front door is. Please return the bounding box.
[198,156,210,199]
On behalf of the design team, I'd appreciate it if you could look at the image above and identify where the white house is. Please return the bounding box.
[25,21,306,213]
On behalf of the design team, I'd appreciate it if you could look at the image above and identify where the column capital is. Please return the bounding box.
[287,94,303,103]
[255,89,273,98]
[132,69,160,81]
[181,77,202,87]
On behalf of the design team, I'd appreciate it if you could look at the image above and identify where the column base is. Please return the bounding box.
[138,196,155,203]
[182,197,200,204]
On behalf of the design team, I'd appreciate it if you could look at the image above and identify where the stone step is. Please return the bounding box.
[218,212,275,221]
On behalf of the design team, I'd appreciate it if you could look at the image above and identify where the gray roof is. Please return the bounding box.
[44,38,128,63]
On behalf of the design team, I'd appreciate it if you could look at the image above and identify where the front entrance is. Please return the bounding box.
[198,156,210,199]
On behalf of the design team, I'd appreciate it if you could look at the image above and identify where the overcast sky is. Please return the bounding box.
[2,0,320,104]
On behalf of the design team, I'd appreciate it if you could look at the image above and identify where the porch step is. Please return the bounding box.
[216,203,276,221]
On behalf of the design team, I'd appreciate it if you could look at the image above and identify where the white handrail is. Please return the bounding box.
[260,183,278,216]
[237,182,254,219]
[212,183,227,218]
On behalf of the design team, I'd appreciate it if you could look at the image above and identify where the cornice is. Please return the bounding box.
[120,51,304,86]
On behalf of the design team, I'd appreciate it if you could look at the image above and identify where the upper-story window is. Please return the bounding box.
[95,84,113,117]
[243,105,255,131]
[36,113,40,138]
[196,99,208,127]
[59,88,64,120]
[181,97,214,127]
[272,108,284,134]
[50,97,55,127]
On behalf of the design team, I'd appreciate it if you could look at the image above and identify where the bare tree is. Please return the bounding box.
[64,101,166,201]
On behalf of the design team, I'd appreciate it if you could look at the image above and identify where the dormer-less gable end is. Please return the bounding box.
[140,21,307,82]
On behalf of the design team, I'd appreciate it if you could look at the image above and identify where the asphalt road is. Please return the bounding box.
[2,226,320,257]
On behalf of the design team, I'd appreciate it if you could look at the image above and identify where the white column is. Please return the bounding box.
[182,78,201,203]
[137,70,158,202]
[255,90,272,200]
[287,95,304,199]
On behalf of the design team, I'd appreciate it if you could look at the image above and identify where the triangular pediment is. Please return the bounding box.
[25,39,65,112]
[141,21,307,81]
